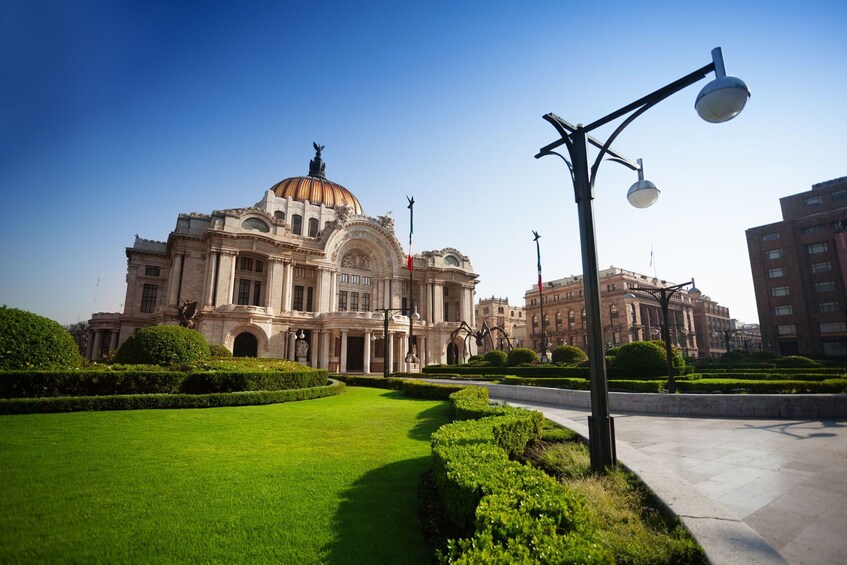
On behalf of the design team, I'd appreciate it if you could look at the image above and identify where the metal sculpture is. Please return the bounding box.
[176,299,198,329]
[449,321,513,363]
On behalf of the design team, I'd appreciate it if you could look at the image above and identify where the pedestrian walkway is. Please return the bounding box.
[508,400,847,565]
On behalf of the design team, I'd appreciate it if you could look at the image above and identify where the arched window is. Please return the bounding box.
[568,310,576,331]
[555,312,563,330]
[308,218,319,237]
[532,315,538,330]
[274,211,285,221]
[292,214,303,235]
[610,304,619,319]
[581,309,586,328]
[242,218,269,232]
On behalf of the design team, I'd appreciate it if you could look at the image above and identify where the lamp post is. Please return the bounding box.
[625,280,702,392]
[377,308,406,378]
[714,327,745,352]
[405,196,420,367]
[536,47,748,472]
[532,231,550,363]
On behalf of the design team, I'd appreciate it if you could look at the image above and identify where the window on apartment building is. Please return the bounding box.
[145,265,160,277]
[820,322,847,334]
[804,196,822,206]
[818,301,839,313]
[610,304,619,318]
[815,281,836,293]
[140,284,158,313]
[581,309,586,327]
[498,306,504,314]
[483,307,489,315]
[801,224,826,236]
[765,249,783,260]
[606,284,616,292]
[832,189,847,201]
[556,312,562,330]
[777,324,796,336]
[768,268,785,278]
[770,286,790,297]
[811,261,832,273]
[532,315,538,329]
[806,242,829,254]
[773,305,793,316]
[761,232,780,241]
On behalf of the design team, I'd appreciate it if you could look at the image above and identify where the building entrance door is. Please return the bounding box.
[447,342,458,365]
[347,336,364,372]
[233,332,258,357]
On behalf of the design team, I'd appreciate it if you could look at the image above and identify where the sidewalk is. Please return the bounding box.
[508,400,847,565]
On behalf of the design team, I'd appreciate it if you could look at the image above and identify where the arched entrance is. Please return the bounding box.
[233,332,258,357]
[447,342,459,365]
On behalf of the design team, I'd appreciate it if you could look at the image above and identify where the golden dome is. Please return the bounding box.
[270,143,363,215]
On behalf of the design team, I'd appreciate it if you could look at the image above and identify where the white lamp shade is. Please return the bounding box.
[627,179,660,208]
[695,76,750,123]
[688,286,702,299]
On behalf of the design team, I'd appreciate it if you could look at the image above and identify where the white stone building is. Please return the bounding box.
[87,145,478,372]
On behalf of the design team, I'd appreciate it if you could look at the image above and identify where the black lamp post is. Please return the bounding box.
[536,47,749,472]
[714,327,745,352]
[377,308,405,378]
[405,196,420,367]
[625,280,701,393]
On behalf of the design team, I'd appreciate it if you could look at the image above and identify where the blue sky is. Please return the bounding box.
[2,0,846,326]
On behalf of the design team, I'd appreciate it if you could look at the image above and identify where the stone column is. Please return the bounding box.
[85,330,95,359]
[281,261,294,312]
[363,331,372,374]
[320,331,330,369]
[91,331,103,360]
[387,331,394,374]
[215,251,237,306]
[340,330,348,373]
[384,277,392,309]
[310,331,319,367]
[288,332,297,360]
[167,253,184,306]
[434,283,444,323]
[317,268,331,313]
[109,331,119,353]
[204,251,218,307]
[267,258,284,314]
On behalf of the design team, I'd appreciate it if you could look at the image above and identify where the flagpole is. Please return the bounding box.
[532,231,550,363]
[405,196,419,367]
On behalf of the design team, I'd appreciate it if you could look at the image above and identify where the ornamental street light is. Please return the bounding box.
[377,308,416,378]
[536,47,748,472]
[714,327,746,352]
[405,196,420,367]
[624,280,702,393]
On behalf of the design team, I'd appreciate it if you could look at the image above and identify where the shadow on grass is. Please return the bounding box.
[325,456,435,565]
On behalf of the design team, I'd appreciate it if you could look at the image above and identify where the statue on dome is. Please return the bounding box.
[309,142,326,178]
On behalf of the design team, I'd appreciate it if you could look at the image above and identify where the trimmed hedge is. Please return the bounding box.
[483,350,508,367]
[506,348,539,366]
[0,380,345,415]
[675,378,847,394]
[0,307,82,370]
[331,375,466,400]
[431,387,609,562]
[551,345,588,364]
[502,376,589,390]
[114,326,211,366]
[0,369,328,398]
[424,365,591,378]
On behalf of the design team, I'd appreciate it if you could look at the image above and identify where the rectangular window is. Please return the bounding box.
[350,292,359,312]
[815,281,836,293]
[145,265,160,277]
[252,281,262,306]
[765,249,783,260]
[761,232,781,241]
[351,275,360,285]
[770,286,790,297]
[140,284,158,313]
[811,261,832,273]
[773,305,793,316]
[800,225,826,236]
[293,285,304,310]
[818,302,839,313]
[805,196,822,206]
[340,273,349,283]
[606,284,616,292]
[337,290,347,311]
[255,261,263,273]
[820,322,846,334]
[832,189,847,201]
[777,324,796,336]
[768,268,785,278]
[362,276,371,286]
[444,302,449,321]
[237,279,251,305]
[806,242,829,254]
[362,293,371,312]
[239,257,253,271]
[306,287,313,312]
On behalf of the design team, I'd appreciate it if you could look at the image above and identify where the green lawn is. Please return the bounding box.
[0,387,449,563]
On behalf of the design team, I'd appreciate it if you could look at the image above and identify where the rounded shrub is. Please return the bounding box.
[750,350,779,361]
[484,350,508,367]
[506,347,539,367]
[209,344,232,357]
[467,354,484,363]
[777,355,819,367]
[612,340,683,373]
[0,306,83,369]
[114,326,211,366]
[551,345,588,365]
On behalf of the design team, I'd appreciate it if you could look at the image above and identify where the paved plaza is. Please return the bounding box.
[509,400,847,565]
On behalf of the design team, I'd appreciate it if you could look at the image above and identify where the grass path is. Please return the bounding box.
[0,387,448,563]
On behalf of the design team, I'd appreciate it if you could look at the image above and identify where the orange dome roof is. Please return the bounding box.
[269,143,363,215]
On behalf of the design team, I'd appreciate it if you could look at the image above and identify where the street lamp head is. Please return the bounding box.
[627,158,659,209]
[411,308,421,322]
[687,285,702,300]
[623,291,637,302]
[297,330,305,339]
[695,47,750,123]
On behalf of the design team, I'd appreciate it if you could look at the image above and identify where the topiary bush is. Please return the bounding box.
[484,350,508,367]
[506,347,539,367]
[777,355,819,367]
[551,345,588,365]
[113,326,211,366]
[209,344,232,357]
[0,306,82,370]
[611,341,671,374]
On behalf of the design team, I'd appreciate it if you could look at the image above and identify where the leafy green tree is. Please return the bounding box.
[0,306,83,369]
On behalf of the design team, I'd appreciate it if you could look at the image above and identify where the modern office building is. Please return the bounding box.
[87,145,479,371]
[746,176,847,357]
[522,267,734,358]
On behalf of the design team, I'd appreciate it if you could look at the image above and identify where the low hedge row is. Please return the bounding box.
[0,380,345,415]
[0,369,328,398]
[501,376,665,393]
[686,372,841,382]
[423,364,695,379]
[695,367,847,376]
[432,387,609,562]
[330,375,465,400]
[675,378,847,394]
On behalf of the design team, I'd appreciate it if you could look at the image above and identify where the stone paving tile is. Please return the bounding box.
[744,505,815,550]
